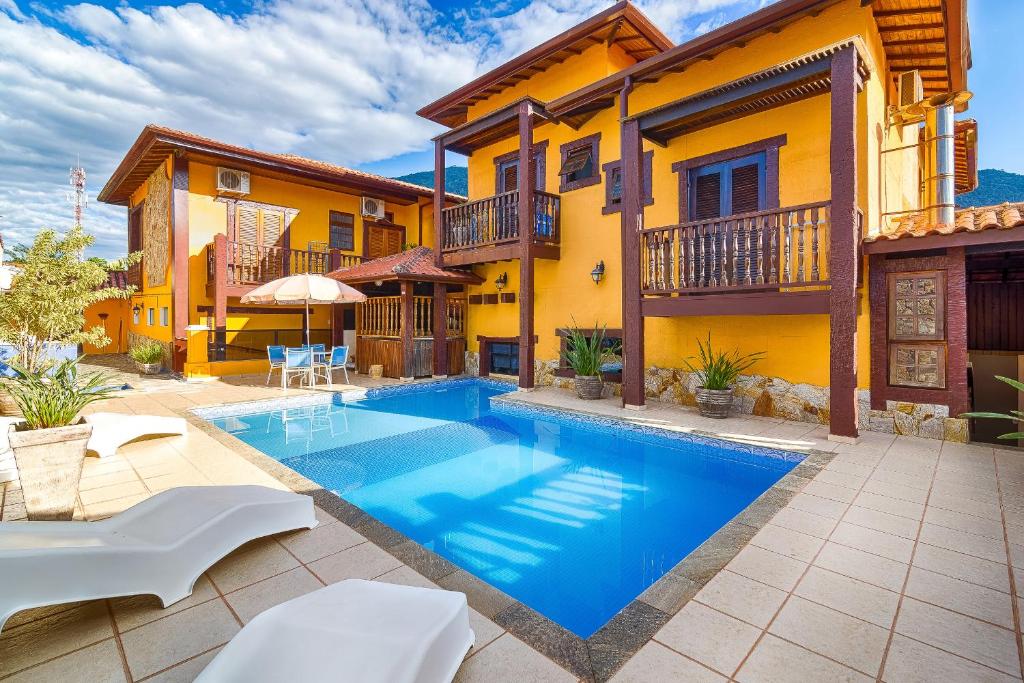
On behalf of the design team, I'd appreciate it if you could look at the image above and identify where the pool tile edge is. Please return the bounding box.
[182,383,837,683]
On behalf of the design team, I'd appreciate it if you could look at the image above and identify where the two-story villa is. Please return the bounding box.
[99,0,1024,445]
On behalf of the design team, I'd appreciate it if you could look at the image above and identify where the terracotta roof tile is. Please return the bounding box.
[864,202,1024,243]
[327,247,483,285]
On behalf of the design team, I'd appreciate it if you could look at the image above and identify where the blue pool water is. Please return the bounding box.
[209,380,801,637]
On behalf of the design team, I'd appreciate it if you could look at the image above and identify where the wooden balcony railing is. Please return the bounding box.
[441,190,560,253]
[206,239,364,287]
[640,201,832,295]
[356,296,467,338]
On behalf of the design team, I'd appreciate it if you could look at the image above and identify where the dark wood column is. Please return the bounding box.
[828,46,860,440]
[212,233,227,362]
[433,282,448,377]
[400,281,415,380]
[171,154,189,372]
[620,113,646,409]
[434,140,445,267]
[516,101,536,389]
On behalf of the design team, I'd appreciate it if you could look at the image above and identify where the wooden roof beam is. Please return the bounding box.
[873,7,942,18]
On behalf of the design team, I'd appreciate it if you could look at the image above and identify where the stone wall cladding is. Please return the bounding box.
[127,331,173,365]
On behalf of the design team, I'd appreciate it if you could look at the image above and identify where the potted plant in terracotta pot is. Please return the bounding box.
[129,338,165,375]
[684,334,764,419]
[6,358,118,520]
[561,324,621,400]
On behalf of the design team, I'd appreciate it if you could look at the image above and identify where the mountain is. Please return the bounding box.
[394,166,468,196]
[957,169,1024,208]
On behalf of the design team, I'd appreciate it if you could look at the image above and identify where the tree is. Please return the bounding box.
[0,226,140,373]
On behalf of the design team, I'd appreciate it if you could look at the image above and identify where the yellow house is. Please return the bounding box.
[97,0,1024,445]
[417,0,1017,445]
[96,126,461,379]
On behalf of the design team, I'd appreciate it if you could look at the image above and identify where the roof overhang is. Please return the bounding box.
[417,1,672,128]
[629,41,870,146]
[98,127,461,207]
[864,204,1024,254]
[954,118,978,195]
[435,97,552,155]
[549,0,970,124]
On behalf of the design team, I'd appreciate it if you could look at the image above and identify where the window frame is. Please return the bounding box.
[147,308,155,326]
[558,133,601,193]
[160,307,169,327]
[671,135,786,223]
[687,152,767,221]
[493,141,548,194]
[328,210,355,251]
[602,151,654,215]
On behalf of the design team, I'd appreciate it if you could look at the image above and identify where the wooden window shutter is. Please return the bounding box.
[693,173,722,220]
[237,205,259,244]
[261,210,284,246]
[559,147,592,178]
[385,228,402,255]
[368,226,386,259]
[731,163,760,214]
[502,164,517,193]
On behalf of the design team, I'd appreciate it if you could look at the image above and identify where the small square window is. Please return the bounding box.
[147,308,154,326]
[559,133,601,193]
[602,152,654,215]
[133,308,140,325]
[559,148,593,180]
[160,307,169,326]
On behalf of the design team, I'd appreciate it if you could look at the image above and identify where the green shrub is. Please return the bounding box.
[961,375,1024,440]
[128,339,165,365]
[5,357,118,430]
[561,323,621,377]
[683,334,764,391]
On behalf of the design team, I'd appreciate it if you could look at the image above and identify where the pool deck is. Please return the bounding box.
[2,369,1024,682]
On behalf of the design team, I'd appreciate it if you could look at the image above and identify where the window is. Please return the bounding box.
[559,133,601,192]
[688,152,766,221]
[329,211,355,251]
[160,307,169,326]
[556,328,622,380]
[133,307,140,325]
[493,143,547,194]
[147,308,155,326]
[603,151,654,214]
[489,342,519,375]
[236,204,285,245]
[366,225,403,260]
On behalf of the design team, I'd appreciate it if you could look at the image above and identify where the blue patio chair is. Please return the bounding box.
[318,346,350,386]
[266,345,286,385]
[310,343,326,353]
[282,348,312,389]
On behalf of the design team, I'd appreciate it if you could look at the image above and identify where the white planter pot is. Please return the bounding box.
[136,361,163,375]
[10,422,92,521]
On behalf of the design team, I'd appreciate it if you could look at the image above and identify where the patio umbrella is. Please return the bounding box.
[240,273,366,347]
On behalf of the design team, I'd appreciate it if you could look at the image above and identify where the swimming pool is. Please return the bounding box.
[207,379,802,638]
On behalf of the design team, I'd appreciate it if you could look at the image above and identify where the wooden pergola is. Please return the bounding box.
[327,247,483,379]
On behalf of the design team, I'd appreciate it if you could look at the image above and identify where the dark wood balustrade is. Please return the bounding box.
[356,295,467,339]
[441,190,560,253]
[640,202,832,295]
[206,240,364,287]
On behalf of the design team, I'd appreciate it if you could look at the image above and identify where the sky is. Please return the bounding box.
[0,0,1017,259]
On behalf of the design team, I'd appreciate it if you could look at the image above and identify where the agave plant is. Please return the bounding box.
[683,334,764,390]
[561,323,621,377]
[961,375,1024,441]
[5,357,119,430]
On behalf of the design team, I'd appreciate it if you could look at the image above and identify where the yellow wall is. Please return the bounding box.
[82,297,131,355]
[460,0,925,389]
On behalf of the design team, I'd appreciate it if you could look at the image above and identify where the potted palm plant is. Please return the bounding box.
[6,358,118,520]
[684,334,764,418]
[561,324,621,400]
[129,338,165,375]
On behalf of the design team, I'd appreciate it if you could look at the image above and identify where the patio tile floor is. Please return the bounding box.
[1,369,1023,681]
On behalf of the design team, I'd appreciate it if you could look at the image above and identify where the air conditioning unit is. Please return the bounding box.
[216,167,250,195]
[897,70,923,109]
[361,196,385,219]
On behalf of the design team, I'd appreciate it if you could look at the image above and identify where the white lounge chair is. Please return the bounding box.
[0,485,316,633]
[85,412,187,458]
[197,579,474,683]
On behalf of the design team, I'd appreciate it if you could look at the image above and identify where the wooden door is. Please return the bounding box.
[367,225,403,260]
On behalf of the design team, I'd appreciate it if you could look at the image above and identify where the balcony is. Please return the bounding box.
[206,238,364,297]
[440,190,560,266]
[640,201,836,316]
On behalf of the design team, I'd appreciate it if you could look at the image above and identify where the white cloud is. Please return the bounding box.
[0,0,751,258]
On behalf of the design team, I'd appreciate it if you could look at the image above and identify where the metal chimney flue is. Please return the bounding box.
[911,91,972,226]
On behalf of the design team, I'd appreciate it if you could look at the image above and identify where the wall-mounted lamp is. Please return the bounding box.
[591,260,605,285]
[495,272,508,291]
[373,280,384,287]
[132,304,142,315]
